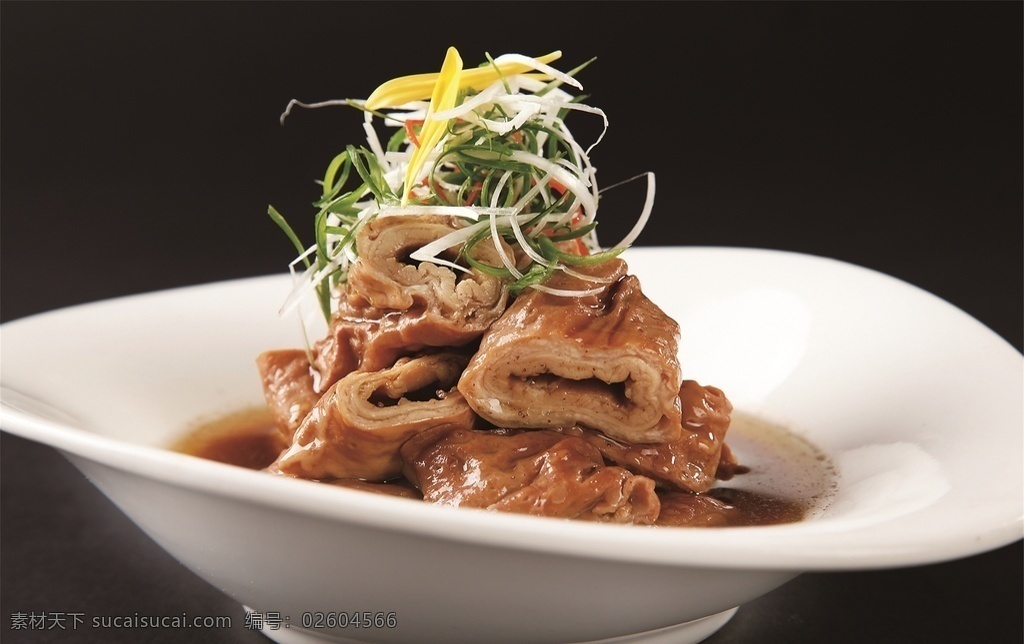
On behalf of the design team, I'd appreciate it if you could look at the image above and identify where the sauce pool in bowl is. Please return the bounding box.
[171,408,837,528]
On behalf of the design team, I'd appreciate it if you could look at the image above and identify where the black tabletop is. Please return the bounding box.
[2,2,1021,643]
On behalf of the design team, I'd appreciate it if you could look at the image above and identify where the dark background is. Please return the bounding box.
[2,1,1021,643]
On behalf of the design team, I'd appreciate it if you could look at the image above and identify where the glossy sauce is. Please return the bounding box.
[171,407,836,527]
[171,407,286,470]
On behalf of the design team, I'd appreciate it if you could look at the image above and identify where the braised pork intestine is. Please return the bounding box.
[254,216,752,527]
[272,352,477,482]
[458,258,684,444]
[401,426,662,524]
[310,215,510,392]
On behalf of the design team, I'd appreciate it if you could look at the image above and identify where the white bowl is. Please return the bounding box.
[2,247,1021,644]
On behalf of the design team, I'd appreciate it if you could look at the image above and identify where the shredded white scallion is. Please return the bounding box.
[609,172,657,251]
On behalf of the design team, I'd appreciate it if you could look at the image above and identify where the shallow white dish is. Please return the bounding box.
[2,246,1021,644]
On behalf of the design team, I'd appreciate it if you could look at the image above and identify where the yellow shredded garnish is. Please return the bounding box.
[364,50,562,111]
[400,47,463,205]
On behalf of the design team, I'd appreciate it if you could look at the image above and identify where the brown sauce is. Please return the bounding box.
[170,407,286,470]
[171,407,835,528]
